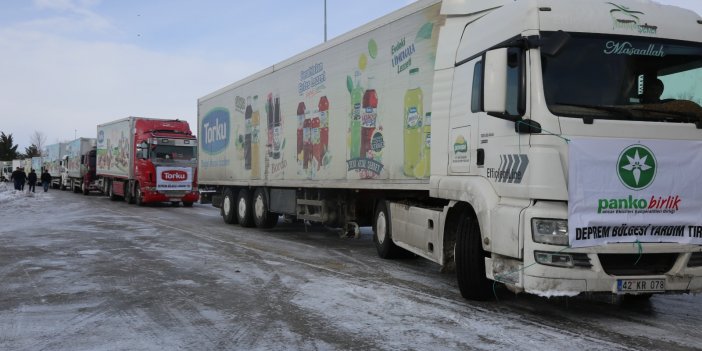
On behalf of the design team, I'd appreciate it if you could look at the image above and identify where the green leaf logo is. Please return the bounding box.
[617,144,656,190]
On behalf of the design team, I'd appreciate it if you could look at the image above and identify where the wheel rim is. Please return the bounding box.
[238,197,247,218]
[223,196,231,216]
[254,194,265,219]
[376,211,387,244]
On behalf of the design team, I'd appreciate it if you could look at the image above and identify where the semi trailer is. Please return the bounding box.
[197,0,702,299]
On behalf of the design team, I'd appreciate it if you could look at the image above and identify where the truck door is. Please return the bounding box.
[453,41,531,259]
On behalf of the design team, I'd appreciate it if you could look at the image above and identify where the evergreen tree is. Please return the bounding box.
[0,132,20,160]
[24,144,41,158]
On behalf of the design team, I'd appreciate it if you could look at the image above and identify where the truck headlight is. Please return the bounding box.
[532,218,568,246]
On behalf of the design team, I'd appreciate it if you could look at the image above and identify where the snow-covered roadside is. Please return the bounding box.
[0,182,54,204]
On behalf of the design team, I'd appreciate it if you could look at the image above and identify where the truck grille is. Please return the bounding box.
[598,253,678,276]
[688,252,702,268]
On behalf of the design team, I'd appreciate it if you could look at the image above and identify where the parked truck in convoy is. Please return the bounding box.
[44,142,68,188]
[1,161,12,181]
[96,117,199,206]
[61,137,98,194]
[197,0,702,300]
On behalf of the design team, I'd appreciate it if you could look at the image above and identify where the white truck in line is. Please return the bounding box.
[61,137,97,194]
[1,161,13,181]
[44,142,68,188]
[197,0,702,300]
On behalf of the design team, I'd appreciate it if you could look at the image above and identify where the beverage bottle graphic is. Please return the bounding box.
[350,74,363,159]
[297,102,306,167]
[404,68,423,177]
[303,108,312,170]
[415,112,431,178]
[244,96,252,170]
[267,93,274,158]
[273,96,281,160]
[251,95,261,178]
[311,110,321,170]
[318,96,329,164]
[361,77,378,158]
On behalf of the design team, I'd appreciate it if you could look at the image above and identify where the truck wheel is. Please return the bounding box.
[236,188,255,227]
[253,188,278,229]
[373,200,402,259]
[108,182,119,201]
[73,181,80,193]
[135,185,144,206]
[221,188,238,224]
[125,182,134,204]
[455,214,492,301]
[82,183,89,196]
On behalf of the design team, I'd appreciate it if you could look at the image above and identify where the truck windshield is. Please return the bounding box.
[152,145,197,164]
[541,32,702,124]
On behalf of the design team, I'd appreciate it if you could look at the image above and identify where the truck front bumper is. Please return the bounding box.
[487,201,702,297]
[142,189,200,204]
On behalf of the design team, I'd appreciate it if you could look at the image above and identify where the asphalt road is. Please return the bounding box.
[1,185,701,350]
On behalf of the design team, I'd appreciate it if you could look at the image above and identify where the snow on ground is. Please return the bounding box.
[0,182,53,204]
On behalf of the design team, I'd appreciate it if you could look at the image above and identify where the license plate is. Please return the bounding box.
[617,279,665,293]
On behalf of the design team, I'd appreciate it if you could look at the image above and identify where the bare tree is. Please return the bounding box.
[29,131,47,156]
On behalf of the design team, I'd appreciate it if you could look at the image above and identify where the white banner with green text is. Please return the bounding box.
[568,138,702,248]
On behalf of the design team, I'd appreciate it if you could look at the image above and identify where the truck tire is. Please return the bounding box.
[373,200,402,259]
[221,189,238,224]
[236,188,255,228]
[253,188,278,229]
[135,185,144,206]
[108,181,119,201]
[73,181,81,193]
[82,182,89,195]
[455,213,492,301]
[125,182,134,204]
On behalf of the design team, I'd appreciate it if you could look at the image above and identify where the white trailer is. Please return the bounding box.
[198,0,702,300]
[44,142,68,188]
[0,161,11,181]
[61,138,96,193]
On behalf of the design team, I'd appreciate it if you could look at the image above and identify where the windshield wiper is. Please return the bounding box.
[628,106,702,127]
[550,103,634,123]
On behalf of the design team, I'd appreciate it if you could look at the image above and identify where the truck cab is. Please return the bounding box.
[425,0,702,298]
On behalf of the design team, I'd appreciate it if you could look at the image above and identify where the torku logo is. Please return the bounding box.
[617,144,656,190]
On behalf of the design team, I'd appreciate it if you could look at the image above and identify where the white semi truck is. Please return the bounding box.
[61,137,97,193]
[44,142,68,188]
[198,0,702,300]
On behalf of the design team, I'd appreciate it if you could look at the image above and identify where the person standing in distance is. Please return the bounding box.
[27,169,37,193]
[41,169,52,192]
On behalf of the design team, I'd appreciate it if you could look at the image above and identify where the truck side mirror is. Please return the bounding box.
[137,142,149,159]
[483,48,510,116]
[483,47,525,122]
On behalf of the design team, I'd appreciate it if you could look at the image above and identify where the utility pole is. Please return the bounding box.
[324,0,327,42]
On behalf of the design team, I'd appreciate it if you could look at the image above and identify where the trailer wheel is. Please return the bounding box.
[373,200,402,259]
[455,213,492,301]
[125,182,134,204]
[236,188,255,227]
[253,188,278,229]
[221,188,238,224]
[135,184,144,206]
[108,181,119,201]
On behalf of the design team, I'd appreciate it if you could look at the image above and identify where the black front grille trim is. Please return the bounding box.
[598,253,678,276]
[688,252,702,268]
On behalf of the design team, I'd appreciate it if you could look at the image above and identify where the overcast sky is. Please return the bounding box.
[1,0,701,151]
